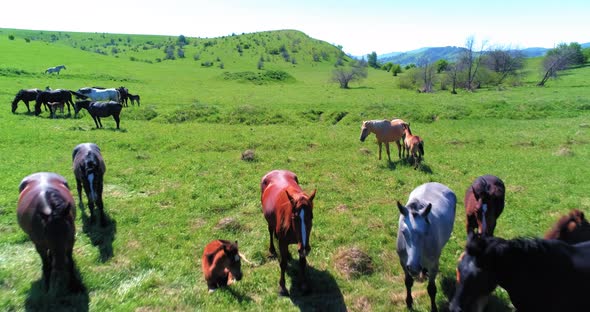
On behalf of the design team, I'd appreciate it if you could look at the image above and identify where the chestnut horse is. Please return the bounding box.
[360,119,406,161]
[401,123,424,169]
[464,175,505,236]
[261,170,316,296]
[545,209,590,244]
[73,143,106,226]
[17,172,82,293]
[201,239,243,292]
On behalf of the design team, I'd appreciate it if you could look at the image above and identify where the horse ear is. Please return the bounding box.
[285,191,295,205]
[466,232,485,256]
[397,201,408,217]
[421,203,432,217]
[308,189,317,202]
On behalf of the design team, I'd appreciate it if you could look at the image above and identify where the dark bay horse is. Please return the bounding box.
[128,93,140,106]
[360,119,406,161]
[17,172,82,293]
[12,88,42,113]
[73,143,106,226]
[261,170,316,296]
[35,89,87,116]
[464,175,505,236]
[397,182,456,312]
[201,239,243,293]
[451,234,590,312]
[545,209,590,244]
[74,100,122,129]
[117,86,129,106]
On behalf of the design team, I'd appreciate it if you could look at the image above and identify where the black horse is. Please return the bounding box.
[74,100,122,129]
[117,86,129,106]
[450,234,590,312]
[12,89,43,113]
[128,93,140,106]
[35,90,87,116]
[72,143,107,226]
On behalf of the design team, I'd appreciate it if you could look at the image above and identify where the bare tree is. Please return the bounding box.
[416,57,436,92]
[484,47,524,85]
[538,43,583,86]
[331,60,368,89]
[461,36,487,91]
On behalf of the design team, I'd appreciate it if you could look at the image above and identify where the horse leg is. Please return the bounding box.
[427,270,439,312]
[278,242,289,296]
[268,225,277,257]
[97,175,106,226]
[24,101,31,113]
[396,140,402,159]
[66,247,83,292]
[378,142,382,160]
[385,142,391,162]
[298,255,310,294]
[97,117,103,128]
[92,116,100,128]
[76,178,84,210]
[35,245,51,291]
[83,181,96,223]
[404,269,414,309]
[114,114,121,129]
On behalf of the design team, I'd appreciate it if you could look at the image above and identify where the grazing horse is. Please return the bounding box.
[450,234,590,312]
[74,100,123,129]
[45,65,66,74]
[464,175,505,236]
[401,123,425,169]
[397,182,456,312]
[360,119,406,161]
[128,93,141,106]
[17,172,82,293]
[545,209,590,244]
[77,87,120,103]
[35,89,86,116]
[73,143,106,226]
[11,88,42,113]
[201,240,243,292]
[261,170,316,296]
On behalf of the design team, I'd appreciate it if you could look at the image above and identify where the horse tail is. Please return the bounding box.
[419,141,424,156]
[69,91,88,99]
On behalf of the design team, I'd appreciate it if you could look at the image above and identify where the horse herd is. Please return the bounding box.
[12,116,590,311]
[11,86,141,128]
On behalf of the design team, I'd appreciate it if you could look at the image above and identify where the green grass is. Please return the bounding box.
[1,28,590,311]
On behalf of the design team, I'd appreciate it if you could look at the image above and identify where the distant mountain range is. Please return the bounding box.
[377,43,590,66]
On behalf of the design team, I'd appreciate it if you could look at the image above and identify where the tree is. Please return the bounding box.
[417,57,436,93]
[538,43,583,86]
[392,64,402,76]
[367,51,380,69]
[177,35,188,46]
[331,60,368,89]
[483,48,524,85]
[436,59,449,73]
[461,36,487,91]
[382,62,394,72]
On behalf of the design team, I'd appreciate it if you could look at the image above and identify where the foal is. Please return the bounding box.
[47,101,65,118]
[128,93,140,106]
[72,143,106,226]
[401,123,424,169]
[201,240,243,292]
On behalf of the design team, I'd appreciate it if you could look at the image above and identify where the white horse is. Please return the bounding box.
[397,182,456,312]
[45,65,66,74]
[77,87,120,103]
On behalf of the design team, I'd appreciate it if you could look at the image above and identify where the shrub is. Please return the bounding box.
[8,35,15,40]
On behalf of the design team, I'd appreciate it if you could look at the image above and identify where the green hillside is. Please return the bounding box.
[1,28,590,312]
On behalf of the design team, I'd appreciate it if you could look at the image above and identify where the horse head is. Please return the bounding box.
[471,180,492,235]
[221,241,243,282]
[286,189,316,257]
[360,121,371,142]
[74,100,90,116]
[397,201,432,278]
[11,91,22,113]
[450,233,498,312]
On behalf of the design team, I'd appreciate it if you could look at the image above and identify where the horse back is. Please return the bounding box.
[261,170,301,231]
[72,143,106,176]
[408,182,456,235]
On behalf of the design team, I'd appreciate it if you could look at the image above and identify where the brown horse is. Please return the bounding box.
[261,170,316,296]
[360,119,406,161]
[17,172,82,293]
[73,143,106,226]
[201,239,243,292]
[401,123,424,169]
[545,209,590,244]
[464,175,505,236]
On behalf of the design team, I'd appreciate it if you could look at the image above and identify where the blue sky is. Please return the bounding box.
[1,0,588,56]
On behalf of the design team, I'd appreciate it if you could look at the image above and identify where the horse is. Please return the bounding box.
[47,101,65,118]
[201,240,243,293]
[77,87,120,103]
[72,143,107,226]
[545,209,590,244]
[17,172,82,293]
[401,123,425,169]
[45,65,66,74]
[11,88,42,113]
[450,234,590,312]
[261,170,316,296]
[35,89,86,116]
[128,93,140,106]
[74,100,122,129]
[464,175,505,237]
[360,119,406,161]
[117,86,129,106]
[397,182,456,312]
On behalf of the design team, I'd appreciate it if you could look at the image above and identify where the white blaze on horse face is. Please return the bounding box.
[87,173,96,202]
[300,210,307,249]
[404,213,427,274]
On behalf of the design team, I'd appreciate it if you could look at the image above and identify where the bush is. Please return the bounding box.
[8,35,15,40]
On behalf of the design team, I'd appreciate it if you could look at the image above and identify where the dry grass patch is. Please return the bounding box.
[334,246,373,279]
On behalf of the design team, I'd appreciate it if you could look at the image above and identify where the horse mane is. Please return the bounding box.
[204,240,236,262]
[544,209,590,243]
[468,235,560,265]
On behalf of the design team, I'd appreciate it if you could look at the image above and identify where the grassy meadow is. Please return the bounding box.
[1,28,590,311]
